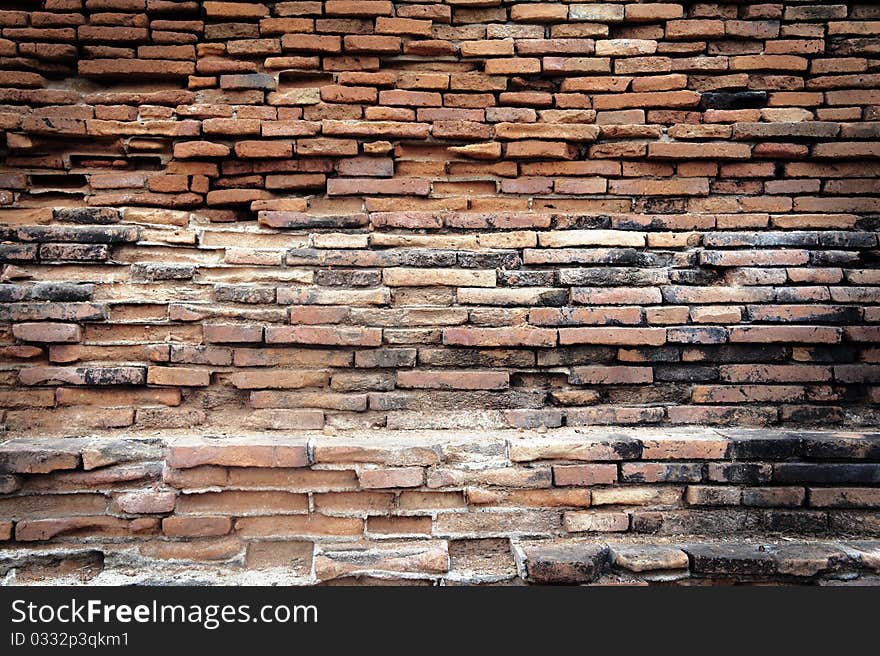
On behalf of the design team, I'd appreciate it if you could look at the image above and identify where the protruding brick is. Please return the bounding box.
[13,323,81,343]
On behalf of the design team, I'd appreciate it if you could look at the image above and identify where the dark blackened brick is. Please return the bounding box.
[54,207,121,224]
[18,226,138,243]
[801,433,880,460]
[667,327,728,345]
[0,285,30,302]
[789,345,858,362]
[654,365,719,382]
[683,345,789,363]
[558,267,668,286]
[132,264,197,281]
[632,509,762,535]
[0,244,38,261]
[781,405,844,425]
[818,232,877,248]
[38,244,110,261]
[773,463,880,484]
[810,251,861,266]
[550,214,611,230]
[213,284,276,304]
[520,542,609,584]
[685,543,777,576]
[621,462,704,483]
[668,268,721,285]
[619,347,681,363]
[537,346,618,366]
[700,91,768,110]
[724,430,802,459]
[0,302,107,322]
[498,270,555,287]
[31,283,94,301]
[457,251,521,269]
[315,269,382,286]
[762,510,828,534]
[708,462,773,484]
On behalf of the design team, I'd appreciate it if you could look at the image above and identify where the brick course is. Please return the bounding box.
[0,2,877,432]
[0,429,878,584]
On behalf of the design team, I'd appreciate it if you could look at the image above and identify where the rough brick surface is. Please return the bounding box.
[1,0,880,585]
[0,4,877,431]
[0,2,876,432]
[0,430,878,584]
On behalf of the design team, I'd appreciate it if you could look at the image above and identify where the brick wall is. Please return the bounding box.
[1,430,878,583]
[1,0,880,432]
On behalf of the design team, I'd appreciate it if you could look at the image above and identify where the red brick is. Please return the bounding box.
[230,370,329,390]
[559,327,666,346]
[666,20,725,39]
[729,326,842,344]
[359,467,425,489]
[397,370,509,390]
[731,55,809,71]
[511,4,568,22]
[641,436,729,460]
[173,141,231,158]
[204,2,269,18]
[593,90,700,110]
[649,142,751,160]
[0,1,877,505]
[367,516,432,535]
[79,59,194,77]
[13,322,81,343]
[813,142,880,159]
[234,140,293,159]
[147,367,210,387]
[138,536,241,562]
[167,438,309,469]
[376,17,432,36]
[443,327,556,348]
[265,326,381,346]
[609,178,709,195]
[162,516,232,537]
[16,514,156,543]
[626,4,683,21]
[325,1,393,16]
[281,34,341,53]
[115,491,176,514]
[321,85,377,104]
[326,178,431,196]
[323,119,430,138]
[203,324,263,344]
[177,490,308,515]
[569,366,653,385]
[344,35,400,54]
[505,141,578,160]
[553,464,618,486]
